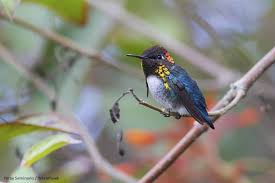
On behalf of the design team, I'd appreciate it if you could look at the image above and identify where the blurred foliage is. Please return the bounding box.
[0,0,20,17]
[0,0,274,183]
[22,0,89,25]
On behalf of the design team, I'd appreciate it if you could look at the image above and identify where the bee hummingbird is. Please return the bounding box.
[127,45,215,129]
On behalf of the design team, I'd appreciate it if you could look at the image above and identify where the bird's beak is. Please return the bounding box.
[126,54,147,60]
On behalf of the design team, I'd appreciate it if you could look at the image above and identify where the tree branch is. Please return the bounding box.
[138,47,275,183]
[0,43,137,183]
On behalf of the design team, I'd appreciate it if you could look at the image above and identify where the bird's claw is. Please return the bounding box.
[163,109,171,117]
[174,113,181,119]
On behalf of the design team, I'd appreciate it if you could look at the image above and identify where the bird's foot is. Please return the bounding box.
[174,113,181,119]
[162,108,171,117]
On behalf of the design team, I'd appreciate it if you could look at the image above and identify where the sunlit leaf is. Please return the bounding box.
[22,0,89,25]
[0,113,79,141]
[20,134,81,167]
[125,129,156,146]
[9,167,38,183]
[0,0,20,18]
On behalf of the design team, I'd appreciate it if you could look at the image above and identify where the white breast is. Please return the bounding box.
[146,75,172,109]
[147,75,189,116]
[147,75,162,95]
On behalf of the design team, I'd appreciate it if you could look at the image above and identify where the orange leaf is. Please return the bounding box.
[238,108,260,127]
[125,129,157,146]
[115,162,137,175]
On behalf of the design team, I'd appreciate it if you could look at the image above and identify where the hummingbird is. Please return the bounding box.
[126,45,214,129]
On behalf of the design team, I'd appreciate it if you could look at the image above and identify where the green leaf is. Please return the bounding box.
[0,0,20,18]
[0,113,79,142]
[20,134,81,167]
[22,0,89,25]
[9,167,38,183]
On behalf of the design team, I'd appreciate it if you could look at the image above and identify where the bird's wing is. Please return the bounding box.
[169,65,214,128]
[171,78,205,125]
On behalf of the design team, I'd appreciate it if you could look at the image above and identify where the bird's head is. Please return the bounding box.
[127,45,175,77]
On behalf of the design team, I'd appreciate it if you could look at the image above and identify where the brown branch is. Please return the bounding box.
[88,0,239,84]
[138,47,275,183]
[0,43,137,183]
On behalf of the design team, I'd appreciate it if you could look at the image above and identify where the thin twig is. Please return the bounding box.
[111,87,244,121]
[88,0,239,84]
[138,47,275,183]
[111,88,187,118]
[0,43,137,183]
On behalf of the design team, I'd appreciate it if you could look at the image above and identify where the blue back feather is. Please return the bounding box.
[168,65,213,126]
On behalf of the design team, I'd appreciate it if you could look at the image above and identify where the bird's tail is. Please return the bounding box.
[204,114,215,129]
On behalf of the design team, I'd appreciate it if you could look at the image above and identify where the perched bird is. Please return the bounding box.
[127,45,214,129]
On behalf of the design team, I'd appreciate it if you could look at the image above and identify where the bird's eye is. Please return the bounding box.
[157,55,164,59]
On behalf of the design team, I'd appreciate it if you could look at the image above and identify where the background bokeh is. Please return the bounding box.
[0,0,275,182]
